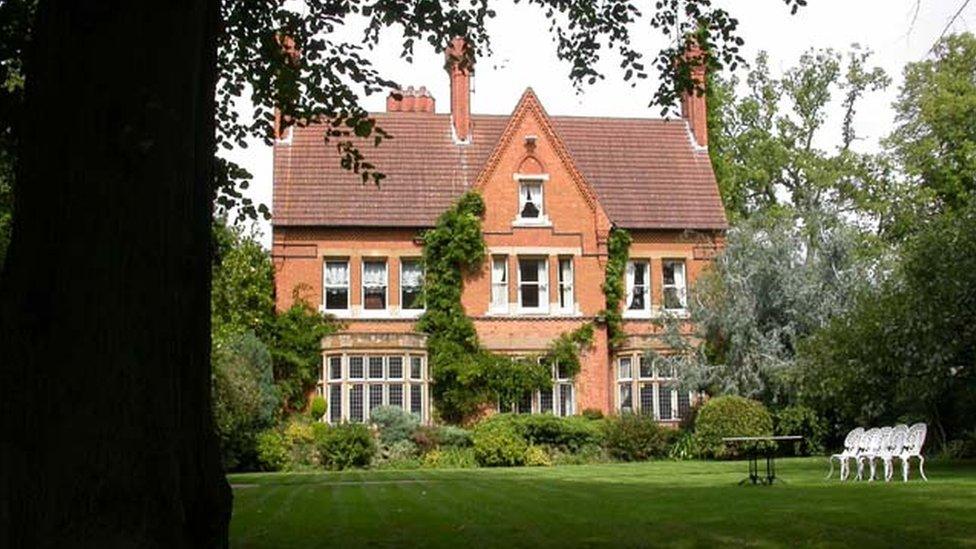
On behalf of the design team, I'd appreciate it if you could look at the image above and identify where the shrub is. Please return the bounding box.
[437,425,474,448]
[472,421,528,467]
[774,405,826,456]
[283,416,319,468]
[549,443,610,466]
[602,414,674,461]
[211,330,277,471]
[411,424,473,453]
[581,408,605,420]
[370,405,421,445]
[255,429,288,471]
[309,395,327,421]
[667,431,699,460]
[515,415,604,451]
[478,413,603,452]
[525,445,553,467]
[372,440,421,469]
[422,447,478,469]
[693,396,773,459]
[316,423,377,470]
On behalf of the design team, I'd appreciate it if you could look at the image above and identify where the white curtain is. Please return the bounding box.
[491,258,507,307]
[401,262,423,288]
[325,262,348,286]
[363,261,386,287]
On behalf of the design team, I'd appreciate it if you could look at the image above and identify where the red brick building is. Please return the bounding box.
[272,41,726,425]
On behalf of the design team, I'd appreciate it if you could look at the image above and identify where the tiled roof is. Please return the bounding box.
[273,112,727,230]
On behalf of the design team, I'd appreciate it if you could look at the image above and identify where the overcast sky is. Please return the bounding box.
[224,0,976,247]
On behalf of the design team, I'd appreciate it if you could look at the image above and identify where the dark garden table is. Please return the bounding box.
[722,435,803,485]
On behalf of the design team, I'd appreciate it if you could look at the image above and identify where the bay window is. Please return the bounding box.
[615,352,694,421]
[324,354,428,424]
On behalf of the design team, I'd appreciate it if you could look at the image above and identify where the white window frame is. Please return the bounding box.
[322,259,350,314]
[513,175,551,226]
[360,258,389,315]
[613,352,694,421]
[557,256,574,314]
[399,258,425,315]
[624,259,651,318]
[323,353,429,424]
[662,259,688,312]
[490,256,509,314]
[517,256,549,314]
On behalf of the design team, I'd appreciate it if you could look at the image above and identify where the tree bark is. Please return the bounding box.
[0,1,231,546]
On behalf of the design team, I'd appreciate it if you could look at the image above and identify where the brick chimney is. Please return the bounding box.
[386,86,435,113]
[445,37,473,143]
[680,40,708,149]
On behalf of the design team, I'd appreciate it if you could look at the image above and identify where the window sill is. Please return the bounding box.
[660,309,690,319]
[622,310,652,320]
[512,217,552,228]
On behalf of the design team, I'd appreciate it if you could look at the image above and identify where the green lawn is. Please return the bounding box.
[229,458,976,548]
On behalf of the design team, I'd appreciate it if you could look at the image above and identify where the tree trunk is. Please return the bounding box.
[0,1,231,546]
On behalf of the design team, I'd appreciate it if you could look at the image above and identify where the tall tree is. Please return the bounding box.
[707,47,890,228]
[0,1,803,545]
[883,32,976,239]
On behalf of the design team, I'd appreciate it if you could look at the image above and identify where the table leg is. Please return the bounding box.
[766,451,776,484]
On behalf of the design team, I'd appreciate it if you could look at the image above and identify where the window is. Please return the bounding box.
[618,357,633,380]
[518,180,544,220]
[663,260,687,311]
[400,259,424,310]
[491,256,508,312]
[558,257,574,312]
[615,352,694,420]
[410,383,423,415]
[324,260,349,311]
[626,260,650,313]
[388,356,403,379]
[639,356,654,378]
[658,385,674,420]
[349,384,364,422]
[619,384,633,413]
[329,384,342,423]
[349,356,364,379]
[410,356,423,380]
[502,358,575,416]
[618,356,633,413]
[368,356,384,379]
[324,354,428,423]
[518,257,548,312]
[362,260,388,310]
[328,355,342,381]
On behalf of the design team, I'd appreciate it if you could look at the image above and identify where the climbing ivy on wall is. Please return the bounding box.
[418,192,596,423]
[418,192,552,422]
[542,322,595,378]
[600,227,632,347]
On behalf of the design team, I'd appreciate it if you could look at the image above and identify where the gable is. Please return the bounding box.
[474,89,610,235]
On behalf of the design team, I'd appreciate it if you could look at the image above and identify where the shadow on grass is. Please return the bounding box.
[229,458,976,548]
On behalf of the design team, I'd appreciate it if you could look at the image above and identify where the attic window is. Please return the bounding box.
[518,180,543,220]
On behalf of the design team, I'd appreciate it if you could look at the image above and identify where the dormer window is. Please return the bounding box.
[519,180,543,220]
